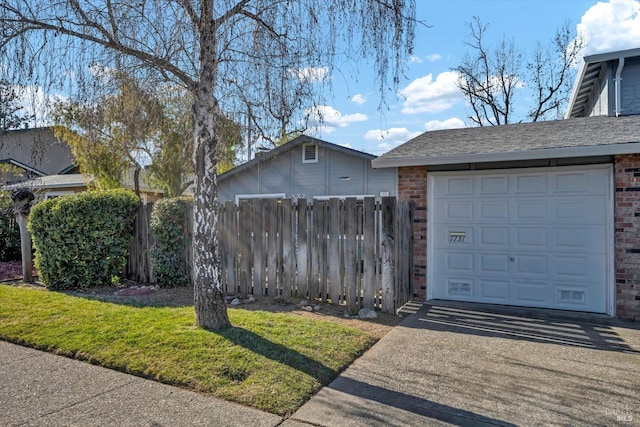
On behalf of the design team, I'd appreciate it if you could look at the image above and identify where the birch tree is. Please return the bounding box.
[0,0,417,330]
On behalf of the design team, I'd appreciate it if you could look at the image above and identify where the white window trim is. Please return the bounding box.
[302,143,318,163]
[235,193,286,205]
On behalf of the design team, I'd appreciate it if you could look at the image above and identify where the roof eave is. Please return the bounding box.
[564,60,588,119]
[372,142,640,168]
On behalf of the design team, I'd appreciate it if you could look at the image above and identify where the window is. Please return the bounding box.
[302,143,318,163]
[45,191,74,200]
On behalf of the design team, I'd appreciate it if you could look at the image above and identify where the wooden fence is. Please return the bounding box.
[128,197,414,313]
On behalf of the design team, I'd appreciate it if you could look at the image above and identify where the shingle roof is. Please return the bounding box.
[372,115,640,168]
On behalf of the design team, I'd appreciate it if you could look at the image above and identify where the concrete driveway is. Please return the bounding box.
[286,302,640,426]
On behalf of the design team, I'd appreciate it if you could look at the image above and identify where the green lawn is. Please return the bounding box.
[0,284,378,416]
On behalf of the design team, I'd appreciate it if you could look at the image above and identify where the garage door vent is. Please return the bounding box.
[448,282,471,296]
[558,290,585,303]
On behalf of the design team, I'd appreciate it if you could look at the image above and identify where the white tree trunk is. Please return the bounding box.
[191,35,231,329]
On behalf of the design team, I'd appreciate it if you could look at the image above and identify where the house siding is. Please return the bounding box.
[589,71,609,117]
[218,139,397,203]
[614,154,640,320]
[621,58,640,116]
[398,166,427,300]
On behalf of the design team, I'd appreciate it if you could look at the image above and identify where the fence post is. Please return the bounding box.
[251,199,264,296]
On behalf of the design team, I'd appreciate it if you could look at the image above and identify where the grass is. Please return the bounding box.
[0,284,379,416]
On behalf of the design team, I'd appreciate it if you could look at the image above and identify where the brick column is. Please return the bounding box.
[398,166,427,300]
[614,154,640,320]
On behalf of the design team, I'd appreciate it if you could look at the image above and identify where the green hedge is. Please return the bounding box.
[28,189,140,290]
[150,197,192,287]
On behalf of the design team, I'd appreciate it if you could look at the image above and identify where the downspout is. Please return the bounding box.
[615,57,625,117]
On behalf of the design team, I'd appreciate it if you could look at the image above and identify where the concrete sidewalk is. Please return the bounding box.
[0,341,282,427]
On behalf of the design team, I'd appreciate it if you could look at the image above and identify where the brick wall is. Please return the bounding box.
[398,166,427,300]
[615,154,640,320]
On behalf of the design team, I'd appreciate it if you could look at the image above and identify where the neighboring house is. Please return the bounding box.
[0,128,162,203]
[372,48,640,320]
[217,136,397,204]
[0,127,77,182]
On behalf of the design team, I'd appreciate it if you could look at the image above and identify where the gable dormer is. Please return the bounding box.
[566,47,640,119]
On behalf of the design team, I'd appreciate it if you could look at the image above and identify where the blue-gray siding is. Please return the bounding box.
[217,143,397,203]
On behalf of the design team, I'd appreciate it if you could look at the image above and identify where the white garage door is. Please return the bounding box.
[428,165,612,313]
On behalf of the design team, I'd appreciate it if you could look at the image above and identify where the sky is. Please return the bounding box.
[304,0,640,156]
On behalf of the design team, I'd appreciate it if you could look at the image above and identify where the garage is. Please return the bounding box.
[427,164,613,314]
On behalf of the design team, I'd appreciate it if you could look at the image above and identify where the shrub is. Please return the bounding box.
[150,196,192,287]
[28,189,140,290]
[0,192,20,261]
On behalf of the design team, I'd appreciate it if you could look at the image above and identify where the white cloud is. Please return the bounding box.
[350,93,367,105]
[398,71,463,114]
[577,0,640,56]
[306,105,367,134]
[15,85,66,127]
[424,118,466,131]
[289,66,330,82]
[364,127,422,150]
[338,143,352,149]
[410,53,441,64]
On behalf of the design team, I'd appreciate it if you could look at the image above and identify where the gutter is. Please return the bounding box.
[615,57,625,117]
[371,142,640,168]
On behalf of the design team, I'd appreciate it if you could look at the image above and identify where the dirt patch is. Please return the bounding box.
[0,261,35,282]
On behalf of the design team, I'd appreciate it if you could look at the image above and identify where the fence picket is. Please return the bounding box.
[362,197,376,309]
[327,198,341,304]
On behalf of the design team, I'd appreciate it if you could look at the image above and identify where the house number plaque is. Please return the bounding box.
[449,231,466,243]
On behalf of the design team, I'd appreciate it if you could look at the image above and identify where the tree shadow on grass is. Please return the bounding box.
[216,325,339,385]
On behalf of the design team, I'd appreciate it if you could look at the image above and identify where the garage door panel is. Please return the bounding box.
[444,251,474,272]
[554,169,608,194]
[553,226,606,251]
[515,227,548,248]
[445,177,473,195]
[516,255,547,275]
[480,254,510,273]
[551,255,606,281]
[514,174,548,194]
[479,175,509,194]
[479,200,509,220]
[429,165,611,314]
[554,196,606,223]
[480,227,509,246]
[479,279,510,300]
[515,200,547,220]
[515,281,548,303]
